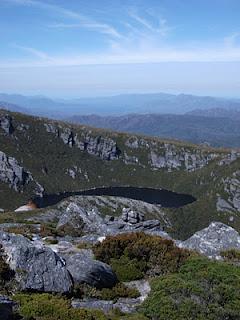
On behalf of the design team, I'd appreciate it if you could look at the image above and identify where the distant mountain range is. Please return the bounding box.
[2,92,240,148]
[1,92,240,117]
[187,107,240,120]
[67,113,240,148]
[0,101,29,114]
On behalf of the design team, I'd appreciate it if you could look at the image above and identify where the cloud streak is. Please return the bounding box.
[11,44,50,60]
[2,42,240,68]
[4,0,123,38]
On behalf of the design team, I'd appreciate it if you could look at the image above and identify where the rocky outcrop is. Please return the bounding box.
[44,122,120,160]
[217,171,240,213]
[150,144,218,171]
[72,297,141,314]
[72,280,150,314]
[0,151,44,194]
[0,151,32,191]
[0,231,73,293]
[56,201,166,237]
[0,115,14,135]
[178,222,240,259]
[218,150,240,166]
[123,152,139,165]
[75,134,120,160]
[56,210,85,236]
[61,250,117,289]
[122,207,144,224]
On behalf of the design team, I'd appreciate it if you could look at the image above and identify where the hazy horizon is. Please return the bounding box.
[0,0,240,99]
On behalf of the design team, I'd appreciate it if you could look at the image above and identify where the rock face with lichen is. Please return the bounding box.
[178,222,240,259]
[149,144,217,171]
[217,171,240,213]
[44,122,120,160]
[0,150,44,195]
[0,115,14,135]
[0,151,32,192]
[61,250,118,289]
[0,231,73,293]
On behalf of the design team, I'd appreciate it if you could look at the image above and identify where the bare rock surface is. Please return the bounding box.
[0,231,73,293]
[72,280,150,314]
[0,115,14,135]
[178,222,240,259]
[0,151,32,192]
[217,170,240,213]
[0,150,44,195]
[60,249,118,289]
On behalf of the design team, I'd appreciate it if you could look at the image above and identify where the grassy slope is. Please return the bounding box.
[0,109,239,239]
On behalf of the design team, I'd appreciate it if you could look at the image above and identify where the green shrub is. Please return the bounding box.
[76,242,93,250]
[93,233,191,280]
[141,256,240,320]
[100,283,140,301]
[5,224,37,239]
[110,255,146,282]
[14,293,107,320]
[44,238,59,245]
[220,248,240,263]
[74,282,139,301]
[40,223,58,237]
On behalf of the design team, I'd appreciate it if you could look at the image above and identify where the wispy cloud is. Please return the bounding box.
[11,43,50,60]
[128,9,172,36]
[2,43,240,68]
[48,22,123,39]
[224,32,240,47]
[2,0,240,68]
[4,0,123,38]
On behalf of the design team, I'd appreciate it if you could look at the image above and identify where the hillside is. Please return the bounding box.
[67,113,240,148]
[1,109,240,240]
[187,107,240,120]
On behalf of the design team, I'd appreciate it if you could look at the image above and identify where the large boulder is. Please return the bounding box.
[122,207,144,224]
[0,232,73,293]
[61,250,118,289]
[178,222,240,259]
[56,209,85,236]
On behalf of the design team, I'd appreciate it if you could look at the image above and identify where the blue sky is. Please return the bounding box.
[0,0,240,97]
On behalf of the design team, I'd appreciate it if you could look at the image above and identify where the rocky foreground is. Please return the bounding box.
[1,195,240,319]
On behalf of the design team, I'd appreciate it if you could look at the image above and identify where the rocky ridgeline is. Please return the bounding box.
[217,170,240,213]
[44,123,120,160]
[0,150,44,195]
[29,198,168,240]
[125,136,220,171]
[44,121,222,171]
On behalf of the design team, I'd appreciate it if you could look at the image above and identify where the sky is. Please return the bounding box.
[0,0,240,98]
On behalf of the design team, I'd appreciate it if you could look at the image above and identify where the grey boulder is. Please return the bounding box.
[0,231,73,293]
[62,249,118,289]
[56,209,85,236]
[178,221,240,259]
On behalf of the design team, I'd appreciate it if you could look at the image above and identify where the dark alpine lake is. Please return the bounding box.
[33,186,196,208]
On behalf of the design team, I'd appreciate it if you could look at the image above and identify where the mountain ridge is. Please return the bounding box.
[1,109,240,240]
